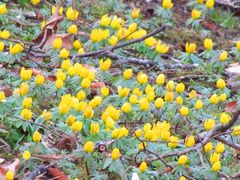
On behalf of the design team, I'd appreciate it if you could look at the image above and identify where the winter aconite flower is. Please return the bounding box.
[185,136,195,147]
[176,83,185,93]
[204,38,213,50]
[90,123,100,135]
[99,58,111,71]
[195,99,203,110]
[131,8,140,19]
[233,126,240,136]
[108,36,118,45]
[212,161,221,172]
[162,0,173,9]
[22,150,31,160]
[100,14,111,26]
[5,170,14,180]
[20,67,32,81]
[21,109,32,120]
[210,152,220,164]
[52,38,62,49]
[215,143,225,153]
[204,119,215,131]
[66,7,79,20]
[204,142,213,152]
[191,9,201,20]
[180,106,189,116]
[31,0,40,5]
[59,48,70,59]
[206,0,215,9]
[111,148,121,160]
[72,121,83,132]
[219,51,228,61]
[185,42,196,54]
[68,24,78,34]
[168,136,178,148]
[139,162,147,173]
[220,112,230,124]
[33,131,41,143]
[22,97,32,108]
[35,74,45,85]
[0,91,5,102]
[216,78,226,89]
[178,155,188,166]
[84,141,94,153]
[0,41,5,51]
[0,4,7,15]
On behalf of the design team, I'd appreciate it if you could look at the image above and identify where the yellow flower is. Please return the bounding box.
[5,170,14,180]
[22,97,32,108]
[178,155,188,166]
[212,161,221,172]
[20,82,29,96]
[105,117,115,129]
[210,94,219,104]
[52,38,62,49]
[66,115,76,126]
[216,78,226,89]
[81,78,91,88]
[118,86,130,97]
[68,24,78,34]
[110,16,123,29]
[206,0,215,9]
[22,150,31,160]
[204,119,215,131]
[9,43,24,55]
[204,142,213,152]
[99,58,111,71]
[35,74,45,85]
[164,91,174,102]
[40,110,52,121]
[168,136,178,148]
[108,36,118,45]
[176,83,185,93]
[135,129,143,138]
[162,0,173,9]
[179,176,186,180]
[155,43,169,54]
[188,90,197,99]
[66,7,79,21]
[185,135,195,147]
[155,98,164,108]
[61,59,71,70]
[156,74,165,85]
[0,91,5,102]
[20,67,32,81]
[219,93,226,102]
[121,102,131,113]
[1,30,10,39]
[0,41,5,51]
[233,126,240,136]
[0,4,7,15]
[31,0,40,5]
[59,48,70,59]
[129,95,137,104]
[215,143,225,153]
[100,14,111,26]
[111,148,121,160]
[73,40,82,50]
[144,37,157,47]
[56,80,64,89]
[166,80,175,91]
[90,123,100,135]
[180,106,189,116]
[41,20,46,29]
[139,161,147,173]
[101,86,109,97]
[77,48,85,54]
[204,38,213,50]
[123,68,132,80]
[84,141,94,153]
[56,70,66,81]
[191,9,201,19]
[219,51,228,61]
[195,99,203,110]
[71,121,83,132]
[51,6,63,15]
[210,152,220,164]
[131,8,140,19]
[196,0,204,3]
[176,96,183,105]
[21,108,32,120]
[84,106,94,118]
[77,90,86,100]
[128,23,138,33]
[185,42,196,53]
[58,103,69,114]
[237,41,240,50]
[220,112,230,124]
[143,123,152,132]
[139,98,150,111]
[138,142,147,150]
[137,72,148,84]
[33,131,41,143]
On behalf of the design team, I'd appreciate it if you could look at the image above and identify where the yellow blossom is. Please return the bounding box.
[192,9,201,19]
[33,131,41,143]
[131,8,140,19]
[84,141,94,153]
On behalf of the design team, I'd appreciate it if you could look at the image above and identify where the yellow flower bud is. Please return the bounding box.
[155,98,164,108]
[166,80,175,91]
[144,37,157,47]
[84,141,94,153]
[35,74,45,85]
[131,8,140,19]
[111,148,121,160]
[101,86,109,97]
[178,155,188,166]
[81,78,91,88]
[40,110,52,121]
[210,94,219,104]
[185,42,196,54]
[66,115,76,126]
[219,93,227,102]
[20,67,32,81]
[0,91,5,102]
[219,51,228,61]
[31,0,40,5]
[59,48,70,59]
[135,129,143,138]
[56,80,64,89]
[204,119,215,131]
[185,135,195,147]
[73,40,82,50]
[156,74,165,86]
[137,72,148,84]
[195,99,203,110]
[212,161,221,172]
[52,38,62,49]
[0,29,10,39]
[0,4,7,15]
[220,112,230,124]
[123,69,132,80]
[204,142,213,152]
[22,97,32,108]
[168,136,178,148]
[100,14,111,26]
[233,126,240,136]
[33,131,41,143]
[216,78,226,89]
[206,0,215,9]
[20,82,29,96]
[210,152,220,164]
[138,142,147,150]
[204,38,213,50]
[108,36,118,45]
[5,170,14,180]
[0,41,5,51]
[99,58,111,71]
[139,161,147,173]
[236,41,240,50]
[155,43,169,54]
[122,102,131,113]
[188,90,197,99]
[191,9,201,20]
[129,95,138,104]
[176,96,183,105]
[164,91,174,102]
[21,108,32,120]
[84,106,94,118]
[66,7,79,21]
[176,83,185,93]
[162,0,173,9]
[90,123,100,135]
[68,24,78,34]
[180,106,189,116]
[215,143,225,153]
[139,98,150,111]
